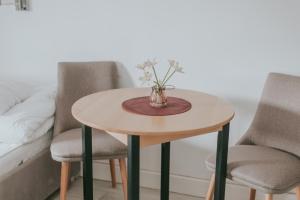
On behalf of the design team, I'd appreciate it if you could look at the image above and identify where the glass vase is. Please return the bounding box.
[149,86,167,108]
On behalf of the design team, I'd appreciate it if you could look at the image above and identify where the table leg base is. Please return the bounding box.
[82,125,94,200]
[161,142,170,200]
[128,135,140,200]
[214,123,230,200]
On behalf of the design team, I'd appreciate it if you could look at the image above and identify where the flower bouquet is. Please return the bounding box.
[136,59,184,107]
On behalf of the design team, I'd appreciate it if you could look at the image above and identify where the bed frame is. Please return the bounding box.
[0,148,80,200]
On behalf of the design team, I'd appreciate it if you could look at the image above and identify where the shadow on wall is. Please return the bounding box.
[226,97,260,145]
[171,138,213,178]
[114,62,135,88]
[140,135,213,179]
[229,97,259,121]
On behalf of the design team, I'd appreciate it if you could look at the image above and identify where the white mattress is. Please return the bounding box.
[0,131,52,177]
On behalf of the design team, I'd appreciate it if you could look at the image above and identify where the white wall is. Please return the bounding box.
[1,0,300,198]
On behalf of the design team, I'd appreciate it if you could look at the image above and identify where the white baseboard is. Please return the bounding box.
[87,161,296,200]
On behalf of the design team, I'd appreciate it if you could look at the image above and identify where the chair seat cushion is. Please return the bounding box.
[206,145,300,194]
[51,128,127,162]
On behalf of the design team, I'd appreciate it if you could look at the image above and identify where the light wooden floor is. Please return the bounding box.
[48,178,201,200]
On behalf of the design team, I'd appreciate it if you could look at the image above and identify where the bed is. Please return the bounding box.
[0,80,80,200]
[0,131,52,177]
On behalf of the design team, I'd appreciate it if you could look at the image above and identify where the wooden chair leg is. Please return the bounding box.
[296,186,300,200]
[119,158,128,200]
[109,159,117,188]
[265,194,273,200]
[60,162,71,200]
[249,188,256,200]
[206,174,215,200]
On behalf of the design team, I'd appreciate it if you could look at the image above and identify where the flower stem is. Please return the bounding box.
[161,66,172,85]
[162,70,176,86]
[151,65,160,87]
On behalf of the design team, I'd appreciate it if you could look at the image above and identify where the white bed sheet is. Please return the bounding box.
[0,131,52,177]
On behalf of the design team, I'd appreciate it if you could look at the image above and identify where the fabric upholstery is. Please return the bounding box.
[206,73,300,194]
[51,128,127,162]
[51,61,127,163]
[206,145,300,194]
[239,73,300,157]
[53,62,120,136]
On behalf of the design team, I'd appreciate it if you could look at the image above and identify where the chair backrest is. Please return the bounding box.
[53,61,120,136]
[239,72,300,157]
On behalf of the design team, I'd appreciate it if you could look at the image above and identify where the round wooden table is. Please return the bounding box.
[72,88,235,200]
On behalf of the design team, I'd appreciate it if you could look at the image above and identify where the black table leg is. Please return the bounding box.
[128,135,140,200]
[214,123,230,200]
[82,125,93,200]
[161,142,170,200]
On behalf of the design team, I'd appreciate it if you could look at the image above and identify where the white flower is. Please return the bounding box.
[174,66,184,73]
[168,59,176,67]
[144,59,157,67]
[172,62,184,73]
[151,58,158,66]
[136,58,184,86]
[136,64,146,70]
[139,71,153,84]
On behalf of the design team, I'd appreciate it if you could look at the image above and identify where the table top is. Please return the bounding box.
[72,88,234,136]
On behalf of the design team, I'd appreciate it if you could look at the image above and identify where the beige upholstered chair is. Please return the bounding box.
[205,73,300,200]
[50,62,128,200]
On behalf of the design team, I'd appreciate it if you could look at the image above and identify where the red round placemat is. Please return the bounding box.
[122,96,192,116]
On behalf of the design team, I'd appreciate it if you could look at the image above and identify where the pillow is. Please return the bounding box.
[0,86,56,144]
[0,80,34,114]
